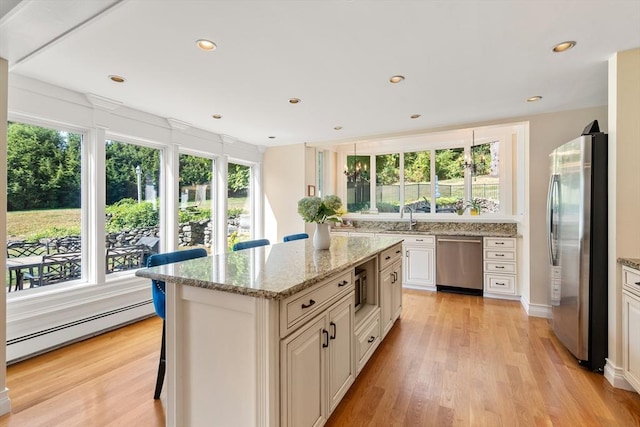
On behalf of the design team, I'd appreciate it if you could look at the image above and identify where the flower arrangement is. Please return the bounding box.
[298,195,344,224]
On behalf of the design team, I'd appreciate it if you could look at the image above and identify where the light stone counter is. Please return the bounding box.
[333,220,518,237]
[619,257,640,270]
[135,235,403,300]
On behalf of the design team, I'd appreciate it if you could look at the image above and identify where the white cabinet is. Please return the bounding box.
[483,237,518,298]
[622,266,640,393]
[354,309,381,374]
[281,295,355,427]
[379,244,403,338]
[385,234,436,291]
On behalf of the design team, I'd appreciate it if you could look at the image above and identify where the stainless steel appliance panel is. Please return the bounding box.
[436,236,483,291]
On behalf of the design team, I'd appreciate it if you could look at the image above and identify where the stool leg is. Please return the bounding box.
[153,320,166,399]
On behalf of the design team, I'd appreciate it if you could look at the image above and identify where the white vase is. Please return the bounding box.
[313,223,331,250]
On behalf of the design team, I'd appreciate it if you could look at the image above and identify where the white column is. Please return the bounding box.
[86,126,107,283]
[0,56,12,416]
[606,48,640,389]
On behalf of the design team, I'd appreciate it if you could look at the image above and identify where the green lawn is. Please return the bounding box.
[7,197,248,241]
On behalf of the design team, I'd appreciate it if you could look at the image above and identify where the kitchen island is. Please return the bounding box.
[136,235,404,427]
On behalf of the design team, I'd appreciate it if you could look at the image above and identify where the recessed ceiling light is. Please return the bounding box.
[410,114,421,119]
[196,39,217,51]
[108,75,125,83]
[268,136,276,139]
[552,41,576,53]
[334,126,342,130]
[212,114,222,119]
[526,96,543,102]
[389,75,405,84]
[289,98,301,104]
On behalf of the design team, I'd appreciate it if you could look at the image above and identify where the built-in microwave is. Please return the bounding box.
[354,269,367,312]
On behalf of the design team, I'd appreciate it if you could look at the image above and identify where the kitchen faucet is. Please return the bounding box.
[400,206,417,230]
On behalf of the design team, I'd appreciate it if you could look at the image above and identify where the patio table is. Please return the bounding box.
[5,255,43,291]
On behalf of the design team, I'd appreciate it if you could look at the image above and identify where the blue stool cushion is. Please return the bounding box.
[147,248,208,319]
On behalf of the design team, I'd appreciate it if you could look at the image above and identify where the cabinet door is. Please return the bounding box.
[327,298,355,413]
[392,259,403,321]
[281,316,327,427]
[623,292,640,392]
[404,244,435,286]
[380,264,394,337]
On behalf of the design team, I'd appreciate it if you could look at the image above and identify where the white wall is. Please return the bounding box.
[263,144,306,243]
[606,48,640,389]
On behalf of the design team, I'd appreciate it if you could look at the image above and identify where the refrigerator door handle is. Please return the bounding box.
[547,174,559,266]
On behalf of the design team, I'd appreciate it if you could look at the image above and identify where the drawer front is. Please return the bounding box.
[623,267,640,297]
[484,238,515,249]
[485,274,516,295]
[379,244,403,271]
[402,235,436,246]
[282,271,353,335]
[484,250,515,261]
[484,261,516,274]
[356,314,381,372]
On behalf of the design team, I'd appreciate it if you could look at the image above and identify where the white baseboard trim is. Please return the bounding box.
[0,387,11,416]
[483,293,521,301]
[604,359,637,392]
[402,284,436,292]
[520,297,552,318]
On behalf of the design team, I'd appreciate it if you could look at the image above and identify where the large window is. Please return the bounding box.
[6,122,83,292]
[435,147,464,213]
[376,154,400,212]
[227,162,252,250]
[105,140,161,274]
[470,141,500,213]
[179,153,215,253]
[345,154,370,213]
[341,130,510,216]
[404,150,431,213]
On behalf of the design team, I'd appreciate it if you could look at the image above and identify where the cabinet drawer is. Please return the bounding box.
[356,312,380,374]
[484,238,515,249]
[484,261,516,274]
[484,250,515,261]
[379,244,403,271]
[485,274,516,295]
[402,235,435,246]
[281,271,353,336]
[623,267,640,297]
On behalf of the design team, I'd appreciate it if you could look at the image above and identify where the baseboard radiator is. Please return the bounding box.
[7,300,155,364]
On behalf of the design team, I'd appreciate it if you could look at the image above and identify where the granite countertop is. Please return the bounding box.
[135,236,403,300]
[333,224,517,238]
[619,258,640,270]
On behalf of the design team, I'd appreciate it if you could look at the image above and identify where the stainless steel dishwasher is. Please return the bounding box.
[436,235,483,295]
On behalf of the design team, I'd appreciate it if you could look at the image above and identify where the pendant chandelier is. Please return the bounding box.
[344,144,368,183]
[462,130,487,177]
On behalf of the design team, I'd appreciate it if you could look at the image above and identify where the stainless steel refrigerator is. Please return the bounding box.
[547,121,608,371]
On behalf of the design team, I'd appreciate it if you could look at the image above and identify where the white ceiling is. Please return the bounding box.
[1,0,639,147]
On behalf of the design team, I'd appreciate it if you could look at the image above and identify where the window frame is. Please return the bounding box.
[336,127,515,219]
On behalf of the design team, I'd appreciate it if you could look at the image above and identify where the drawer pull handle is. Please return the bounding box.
[322,330,329,348]
[368,336,375,343]
[385,255,391,260]
[495,254,505,257]
[396,249,401,254]
[496,282,505,286]
[495,266,505,269]
[416,239,423,242]
[330,322,337,340]
[636,282,640,286]
[338,280,348,287]
[495,242,505,245]
[301,299,316,309]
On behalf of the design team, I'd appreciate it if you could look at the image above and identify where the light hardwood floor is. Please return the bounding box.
[1,290,639,426]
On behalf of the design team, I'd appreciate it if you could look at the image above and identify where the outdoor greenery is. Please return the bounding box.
[6,123,251,212]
